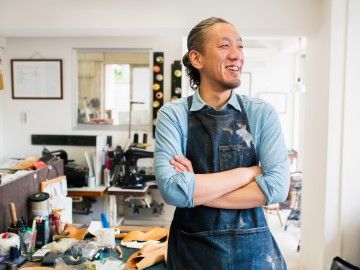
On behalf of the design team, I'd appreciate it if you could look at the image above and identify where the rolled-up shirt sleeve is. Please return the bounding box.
[154,104,195,208]
[255,104,290,205]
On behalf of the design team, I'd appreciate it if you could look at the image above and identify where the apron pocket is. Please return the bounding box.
[177,229,230,270]
[219,144,243,171]
[176,227,286,270]
[231,229,287,270]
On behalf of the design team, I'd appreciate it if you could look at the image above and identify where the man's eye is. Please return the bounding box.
[220,44,229,48]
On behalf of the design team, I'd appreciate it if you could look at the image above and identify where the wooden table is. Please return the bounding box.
[107,181,157,196]
[67,185,107,197]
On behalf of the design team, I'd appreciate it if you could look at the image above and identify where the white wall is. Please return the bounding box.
[0,0,318,37]
[0,0,320,161]
[244,47,295,148]
[301,1,331,268]
[302,0,360,269]
[1,36,181,163]
[340,0,360,264]
[0,38,5,160]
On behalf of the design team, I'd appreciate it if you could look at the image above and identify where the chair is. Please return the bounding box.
[263,203,283,227]
[330,256,360,270]
[284,172,302,231]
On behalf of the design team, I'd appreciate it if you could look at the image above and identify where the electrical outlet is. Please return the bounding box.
[20,112,27,123]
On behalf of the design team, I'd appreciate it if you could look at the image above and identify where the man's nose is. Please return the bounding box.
[228,45,243,60]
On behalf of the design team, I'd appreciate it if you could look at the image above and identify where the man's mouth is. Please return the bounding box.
[225,65,240,71]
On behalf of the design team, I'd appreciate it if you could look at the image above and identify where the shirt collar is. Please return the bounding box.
[190,90,242,112]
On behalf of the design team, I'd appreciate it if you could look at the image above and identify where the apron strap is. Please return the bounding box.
[187,95,193,111]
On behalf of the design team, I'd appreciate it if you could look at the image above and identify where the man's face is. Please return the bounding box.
[198,23,244,91]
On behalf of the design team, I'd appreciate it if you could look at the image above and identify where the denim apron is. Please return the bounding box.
[167,95,287,270]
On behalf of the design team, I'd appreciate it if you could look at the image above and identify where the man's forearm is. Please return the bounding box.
[203,181,266,209]
[193,166,261,206]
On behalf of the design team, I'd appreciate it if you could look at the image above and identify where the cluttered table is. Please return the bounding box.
[17,225,168,270]
[1,160,165,270]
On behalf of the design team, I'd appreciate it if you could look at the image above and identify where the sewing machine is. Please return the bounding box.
[112,146,155,189]
[106,146,167,226]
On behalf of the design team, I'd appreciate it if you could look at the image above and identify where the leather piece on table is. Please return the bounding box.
[122,227,168,242]
[126,241,167,270]
[55,224,88,240]
[113,225,155,239]
[115,232,127,239]
[10,157,39,170]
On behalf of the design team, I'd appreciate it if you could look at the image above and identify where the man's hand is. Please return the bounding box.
[170,155,194,173]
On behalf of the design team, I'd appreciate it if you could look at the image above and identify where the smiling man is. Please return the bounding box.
[155,17,290,269]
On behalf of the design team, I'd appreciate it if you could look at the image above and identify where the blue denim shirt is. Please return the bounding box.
[154,91,290,208]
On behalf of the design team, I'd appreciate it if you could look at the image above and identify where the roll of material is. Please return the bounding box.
[29,192,50,217]
[0,233,20,257]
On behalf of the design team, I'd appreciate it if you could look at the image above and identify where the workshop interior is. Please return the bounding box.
[0,1,359,270]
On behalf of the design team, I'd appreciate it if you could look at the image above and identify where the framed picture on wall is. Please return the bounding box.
[235,72,251,96]
[258,91,287,114]
[11,59,63,99]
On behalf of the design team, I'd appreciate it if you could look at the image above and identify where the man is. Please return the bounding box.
[155,17,290,269]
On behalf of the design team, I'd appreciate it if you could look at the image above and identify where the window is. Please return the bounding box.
[76,49,151,129]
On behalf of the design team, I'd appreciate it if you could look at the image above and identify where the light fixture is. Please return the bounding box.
[292,77,306,93]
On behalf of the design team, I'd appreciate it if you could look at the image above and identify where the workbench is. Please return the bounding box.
[0,159,64,232]
[21,225,167,269]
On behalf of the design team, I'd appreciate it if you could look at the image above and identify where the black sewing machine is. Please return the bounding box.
[112,146,154,189]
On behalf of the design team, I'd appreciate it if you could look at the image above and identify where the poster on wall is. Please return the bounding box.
[11,59,63,99]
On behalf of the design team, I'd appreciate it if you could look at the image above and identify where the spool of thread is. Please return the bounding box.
[143,133,148,144]
[155,91,163,100]
[29,192,50,218]
[0,233,20,257]
[175,87,182,95]
[152,83,160,91]
[153,65,160,73]
[153,100,160,108]
[155,56,164,64]
[155,74,163,81]
[174,69,182,77]
[133,133,139,144]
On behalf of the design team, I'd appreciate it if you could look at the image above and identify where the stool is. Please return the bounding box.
[263,203,283,227]
[284,174,302,231]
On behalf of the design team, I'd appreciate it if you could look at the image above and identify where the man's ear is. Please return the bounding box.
[188,50,203,69]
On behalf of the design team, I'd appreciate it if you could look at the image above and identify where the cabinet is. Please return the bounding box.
[0,159,63,232]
